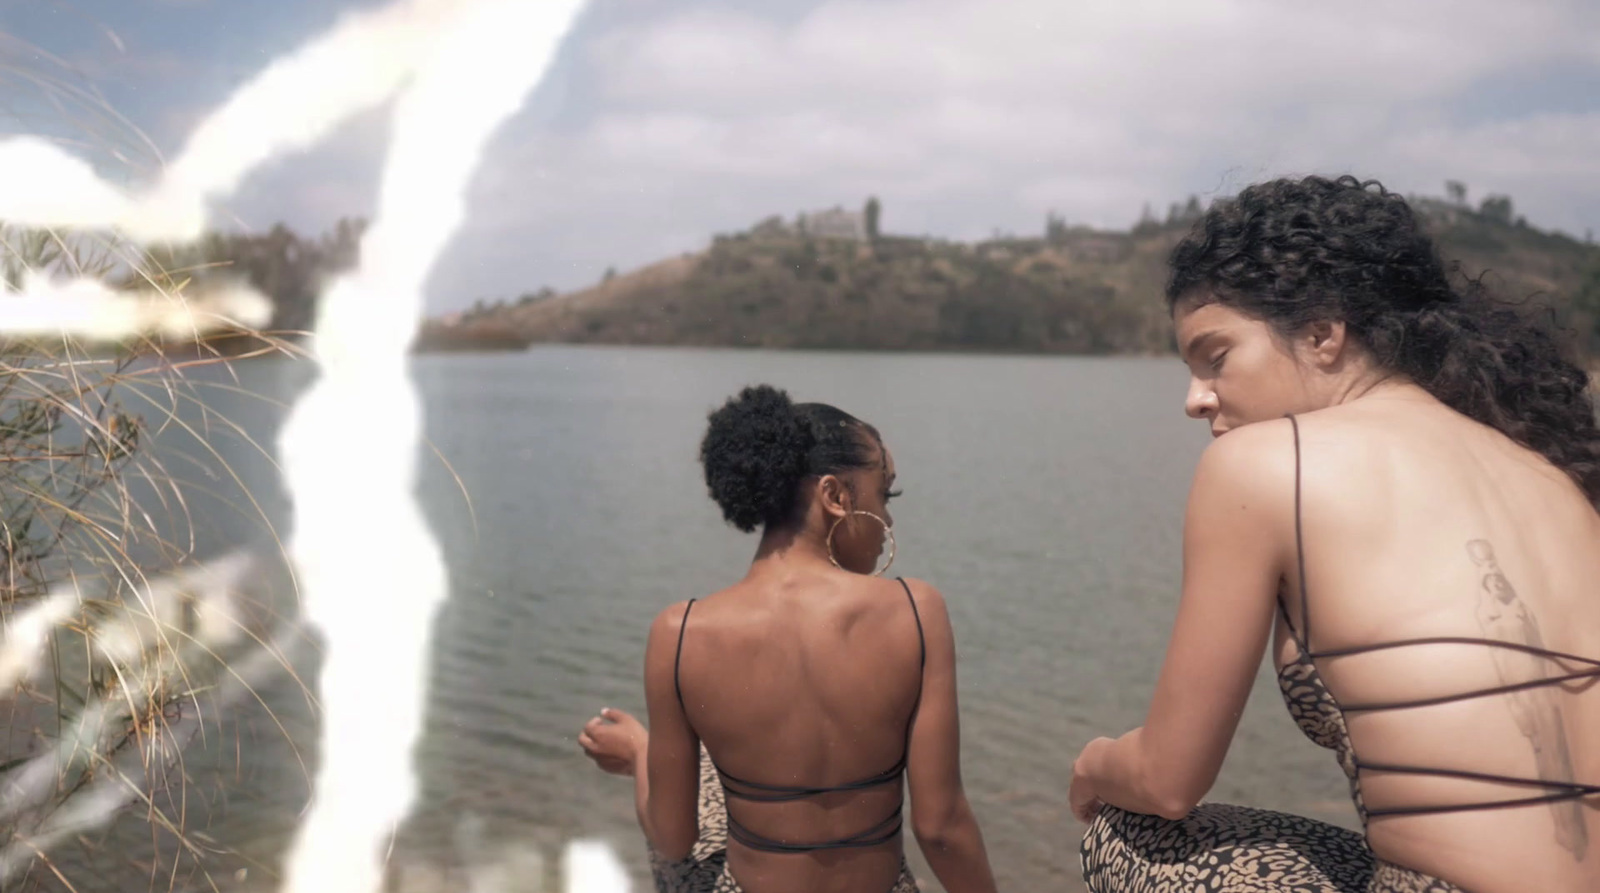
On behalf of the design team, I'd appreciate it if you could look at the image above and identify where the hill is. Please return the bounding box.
[415,197,1600,357]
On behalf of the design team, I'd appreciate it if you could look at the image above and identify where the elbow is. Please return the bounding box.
[1150,795,1198,822]
[911,798,972,849]
[644,809,697,862]
[651,828,697,863]
[1092,733,1206,822]
[911,819,950,851]
[1141,777,1202,822]
[1124,740,1204,821]
[656,840,694,863]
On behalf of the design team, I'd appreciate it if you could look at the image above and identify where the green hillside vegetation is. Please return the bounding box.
[422,190,1600,357]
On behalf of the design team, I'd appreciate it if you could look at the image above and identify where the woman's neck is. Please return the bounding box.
[1324,361,1430,408]
[750,523,832,573]
[1339,373,1432,407]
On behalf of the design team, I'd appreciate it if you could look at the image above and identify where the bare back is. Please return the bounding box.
[673,569,927,893]
[1279,396,1600,892]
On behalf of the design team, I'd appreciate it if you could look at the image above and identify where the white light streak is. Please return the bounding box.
[1,271,271,341]
[0,1,632,890]
[275,1,588,889]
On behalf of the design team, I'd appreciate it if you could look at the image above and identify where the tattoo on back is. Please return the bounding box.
[1466,539,1588,861]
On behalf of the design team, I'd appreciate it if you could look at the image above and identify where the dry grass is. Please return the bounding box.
[0,218,313,892]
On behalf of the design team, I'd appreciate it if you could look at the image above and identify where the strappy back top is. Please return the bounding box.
[673,577,927,854]
[1275,413,1600,825]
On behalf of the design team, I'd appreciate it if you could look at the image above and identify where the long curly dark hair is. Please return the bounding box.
[699,385,884,532]
[1167,174,1600,502]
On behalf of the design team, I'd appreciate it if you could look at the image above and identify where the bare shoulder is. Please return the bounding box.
[656,578,749,628]
[649,599,696,642]
[893,577,951,629]
[1288,402,1424,493]
[1194,419,1297,494]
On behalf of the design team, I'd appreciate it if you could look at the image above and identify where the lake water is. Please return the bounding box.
[32,346,1360,893]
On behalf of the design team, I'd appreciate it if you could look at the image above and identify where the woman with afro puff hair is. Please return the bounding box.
[579,385,997,893]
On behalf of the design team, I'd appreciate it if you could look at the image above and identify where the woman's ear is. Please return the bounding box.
[816,474,851,520]
[1305,319,1348,368]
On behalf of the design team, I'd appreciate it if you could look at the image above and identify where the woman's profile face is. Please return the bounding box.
[1174,300,1316,437]
[830,444,897,575]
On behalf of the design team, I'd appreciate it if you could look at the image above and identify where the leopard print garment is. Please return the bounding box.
[1075,651,1470,893]
[1080,804,1466,893]
[1277,652,1368,823]
[649,745,920,893]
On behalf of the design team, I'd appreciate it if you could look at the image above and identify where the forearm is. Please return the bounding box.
[1079,729,1194,820]
[632,742,655,846]
[914,798,998,893]
[635,741,699,861]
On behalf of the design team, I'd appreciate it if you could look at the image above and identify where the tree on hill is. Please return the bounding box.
[1045,211,1067,242]
[1479,194,1514,225]
[864,196,881,241]
[1166,196,1203,226]
[1571,259,1600,356]
[516,286,557,306]
[1132,202,1161,236]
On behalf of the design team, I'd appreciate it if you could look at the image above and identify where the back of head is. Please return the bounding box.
[1168,174,1600,502]
[700,385,882,533]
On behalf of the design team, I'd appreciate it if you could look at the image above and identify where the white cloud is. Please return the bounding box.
[601,0,1596,109]
[277,0,1600,306]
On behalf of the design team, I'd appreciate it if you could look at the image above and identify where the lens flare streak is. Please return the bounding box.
[0,0,626,889]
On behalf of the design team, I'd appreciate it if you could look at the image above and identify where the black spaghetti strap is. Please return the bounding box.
[1339,664,1600,713]
[1287,414,1312,649]
[719,754,909,801]
[1308,635,1600,667]
[897,577,926,670]
[1367,789,1600,818]
[1356,759,1600,817]
[1355,761,1600,794]
[1309,635,1600,713]
[673,599,696,710]
[728,802,904,853]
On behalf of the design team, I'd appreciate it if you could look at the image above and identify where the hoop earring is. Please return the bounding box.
[826,510,896,577]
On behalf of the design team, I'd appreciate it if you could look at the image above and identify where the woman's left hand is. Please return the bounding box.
[1070,737,1113,824]
[580,707,648,777]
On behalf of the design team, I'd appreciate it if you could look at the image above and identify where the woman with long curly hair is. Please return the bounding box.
[1071,175,1600,892]
[577,385,997,893]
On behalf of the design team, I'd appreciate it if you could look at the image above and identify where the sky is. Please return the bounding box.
[3,0,1599,312]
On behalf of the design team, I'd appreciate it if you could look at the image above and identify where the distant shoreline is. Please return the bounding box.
[416,200,1598,361]
[412,339,1181,361]
[408,329,1176,357]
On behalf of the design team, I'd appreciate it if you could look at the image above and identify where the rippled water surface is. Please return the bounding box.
[47,346,1359,892]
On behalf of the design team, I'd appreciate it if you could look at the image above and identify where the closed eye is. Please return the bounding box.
[885,488,903,500]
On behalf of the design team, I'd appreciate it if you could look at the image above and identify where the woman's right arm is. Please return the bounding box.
[903,579,998,893]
